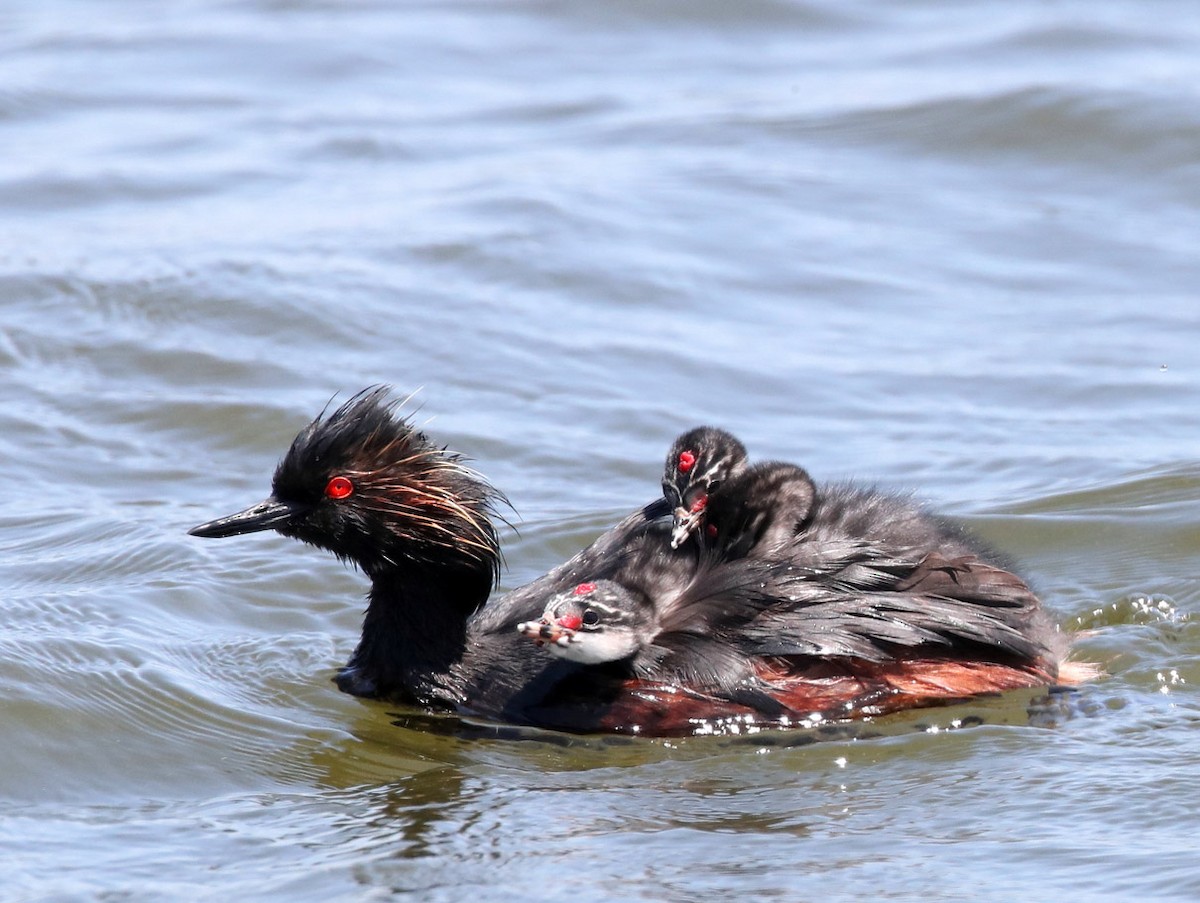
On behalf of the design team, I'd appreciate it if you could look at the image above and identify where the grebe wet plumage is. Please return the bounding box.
[191,388,1087,736]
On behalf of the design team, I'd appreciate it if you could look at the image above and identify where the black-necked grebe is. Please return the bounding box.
[664,426,818,560]
[662,426,748,549]
[517,563,797,697]
[190,388,1088,736]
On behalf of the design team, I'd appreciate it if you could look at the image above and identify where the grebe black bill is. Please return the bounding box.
[191,388,1091,736]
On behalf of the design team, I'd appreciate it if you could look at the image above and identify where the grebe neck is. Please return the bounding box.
[337,557,493,705]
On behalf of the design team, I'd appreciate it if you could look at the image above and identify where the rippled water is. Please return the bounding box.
[3,1,1198,899]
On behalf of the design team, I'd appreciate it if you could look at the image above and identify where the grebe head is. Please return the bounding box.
[516,581,651,665]
[189,387,503,588]
[661,426,749,549]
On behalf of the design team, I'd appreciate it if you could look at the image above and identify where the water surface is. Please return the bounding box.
[2,1,1198,900]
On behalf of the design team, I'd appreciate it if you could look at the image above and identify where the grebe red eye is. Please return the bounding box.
[324,476,354,500]
[678,451,696,474]
[573,583,596,595]
[582,610,600,627]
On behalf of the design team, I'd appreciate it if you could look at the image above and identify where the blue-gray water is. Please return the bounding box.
[2,1,1198,900]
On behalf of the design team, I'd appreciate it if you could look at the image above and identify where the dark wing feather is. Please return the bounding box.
[625,554,796,691]
[632,636,756,689]
[740,553,1052,663]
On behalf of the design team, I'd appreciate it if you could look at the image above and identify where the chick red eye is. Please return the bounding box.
[582,610,600,627]
[324,476,354,500]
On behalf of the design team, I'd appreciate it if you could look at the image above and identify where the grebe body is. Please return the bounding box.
[191,389,1083,736]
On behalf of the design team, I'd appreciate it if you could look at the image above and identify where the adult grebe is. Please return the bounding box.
[191,388,1085,735]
